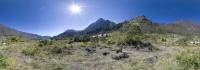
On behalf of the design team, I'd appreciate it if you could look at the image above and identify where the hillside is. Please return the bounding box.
[154,20,200,34]
[55,16,200,39]
[1,16,200,70]
[0,24,49,39]
[54,18,116,39]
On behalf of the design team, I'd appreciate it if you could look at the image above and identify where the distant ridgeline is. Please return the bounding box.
[0,16,200,40]
[54,16,200,39]
[0,24,49,39]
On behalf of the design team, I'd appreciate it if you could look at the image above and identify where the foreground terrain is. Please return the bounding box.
[0,33,200,70]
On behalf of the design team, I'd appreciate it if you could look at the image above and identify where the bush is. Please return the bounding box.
[176,51,200,70]
[107,29,145,46]
[47,59,64,70]
[10,37,18,42]
[38,40,53,47]
[73,35,91,42]
[174,38,188,46]
[0,55,9,69]
[161,38,167,42]
[155,49,200,70]
[112,21,145,45]
[0,54,16,70]
[22,46,47,57]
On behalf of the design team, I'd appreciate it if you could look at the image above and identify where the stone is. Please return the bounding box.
[112,52,129,60]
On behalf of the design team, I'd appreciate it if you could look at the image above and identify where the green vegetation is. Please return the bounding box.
[176,50,200,69]
[73,35,91,42]
[174,38,188,46]
[38,40,53,47]
[107,20,146,45]
[1,16,200,70]
[0,54,16,70]
[22,46,47,57]
[155,48,200,70]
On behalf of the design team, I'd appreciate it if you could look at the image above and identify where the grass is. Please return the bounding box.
[176,50,200,70]
[155,47,200,70]
[1,33,200,70]
[0,54,16,70]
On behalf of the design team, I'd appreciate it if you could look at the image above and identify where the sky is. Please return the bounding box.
[0,0,199,36]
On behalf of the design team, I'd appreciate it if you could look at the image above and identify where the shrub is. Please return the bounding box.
[161,38,167,42]
[22,46,47,57]
[0,54,16,70]
[10,37,18,42]
[154,56,181,70]
[73,35,91,42]
[155,49,200,70]
[107,31,146,46]
[38,40,53,47]
[47,59,64,70]
[0,54,9,69]
[176,51,200,70]
[174,38,188,46]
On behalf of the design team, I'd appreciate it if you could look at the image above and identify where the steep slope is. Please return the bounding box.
[0,24,49,39]
[153,20,200,34]
[130,16,200,34]
[131,16,153,32]
[54,29,79,39]
[83,18,116,34]
[113,16,153,32]
[55,16,200,39]
[55,18,116,39]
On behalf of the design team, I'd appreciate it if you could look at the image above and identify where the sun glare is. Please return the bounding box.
[69,4,82,14]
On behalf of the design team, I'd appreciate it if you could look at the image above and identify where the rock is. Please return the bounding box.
[102,52,110,56]
[2,43,6,45]
[116,48,122,53]
[85,48,96,53]
[52,47,63,54]
[112,52,129,60]
[67,51,73,55]
[146,56,158,63]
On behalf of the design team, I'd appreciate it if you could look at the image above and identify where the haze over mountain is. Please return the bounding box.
[54,18,116,39]
[0,24,49,39]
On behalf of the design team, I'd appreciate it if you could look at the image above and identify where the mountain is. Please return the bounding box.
[130,16,153,32]
[0,24,49,39]
[83,18,116,34]
[54,18,116,39]
[152,20,200,34]
[55,16,200,39]
[54,29,79,39]
[129,16,200,34]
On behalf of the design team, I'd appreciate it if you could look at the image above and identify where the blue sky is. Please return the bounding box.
[0,0,199,36]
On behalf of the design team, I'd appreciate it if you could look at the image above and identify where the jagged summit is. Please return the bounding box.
[54,18,116,39]
[54,16,200,39]
[130,16,152,24]
[83,18,115,33]
[96,18,106,22]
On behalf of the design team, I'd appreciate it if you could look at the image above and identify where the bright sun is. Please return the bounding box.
[69,4,82,14]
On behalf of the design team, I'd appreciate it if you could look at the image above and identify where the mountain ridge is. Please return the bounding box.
[0,24,50,39]
[54,16,200,39]
[54,18,116,39]
[1,16,200,39]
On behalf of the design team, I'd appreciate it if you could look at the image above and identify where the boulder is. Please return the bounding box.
[112,52,129,60]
